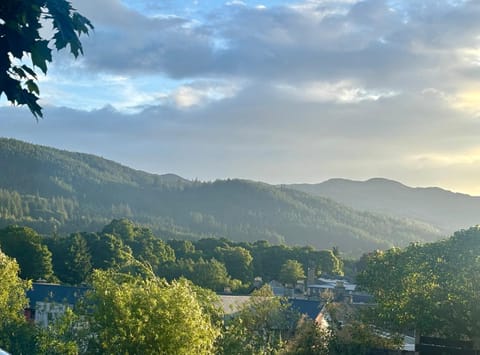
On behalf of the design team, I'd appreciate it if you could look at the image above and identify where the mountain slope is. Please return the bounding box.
[0,138,443,255]
[288,178,480,234]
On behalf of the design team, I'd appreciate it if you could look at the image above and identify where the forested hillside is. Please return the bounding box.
[0,138,442,255]
[289,178,480,234]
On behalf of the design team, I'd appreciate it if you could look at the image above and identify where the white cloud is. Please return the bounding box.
[276,80,397,103]
[226,1,246,6]
[170,81,243,109]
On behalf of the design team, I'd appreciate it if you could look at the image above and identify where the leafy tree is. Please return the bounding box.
[279,259,305,286]
[158,258,195,281]
[0,251,30,323]
[0,250,35,353]
[35,308,84,355]
[0,0,93,118]
[283,317,331,355]
[82,232,131,270]
[194,237,229,259]
[191,258,232,292]
[312,250,343,277]
[102,218,136,240]
[103,219,175,272]
[215,245,253,283]
[328,320,402,355]
[251,243,293,281]
[81,270,221,354]
[357,246,439,334]
[357,226,480,340]
[220,285,299,354]
[47,233,92,285]
[167,239,197,260]
[0,225,54,281]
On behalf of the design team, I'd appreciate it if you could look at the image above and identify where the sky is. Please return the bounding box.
[2,0,480,195]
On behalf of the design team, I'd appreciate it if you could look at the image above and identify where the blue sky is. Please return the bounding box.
[2,0,480,194]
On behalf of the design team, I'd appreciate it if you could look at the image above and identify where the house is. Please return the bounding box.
[268,280,287,297]
[25,282,89,327]
[288,298,324,324]
[307,278,356,301]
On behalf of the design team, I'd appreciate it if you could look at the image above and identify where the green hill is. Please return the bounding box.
[288,178,480,234]
[0,138,443,256]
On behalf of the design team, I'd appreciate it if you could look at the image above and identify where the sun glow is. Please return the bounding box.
[451,90,480,113]
[411,148,480,166]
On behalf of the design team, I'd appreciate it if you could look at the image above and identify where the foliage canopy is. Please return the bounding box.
[0,225,54,281]
[358,226,480,339]
[0,250,33,353]
[82,270,221,354]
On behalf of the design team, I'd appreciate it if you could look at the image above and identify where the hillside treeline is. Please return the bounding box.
[0,138,442,256]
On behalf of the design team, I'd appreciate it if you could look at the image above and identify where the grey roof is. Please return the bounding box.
[218,295,251,315]
[289,299,323,320]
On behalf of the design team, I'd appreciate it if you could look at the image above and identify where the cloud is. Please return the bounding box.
[276,80,397,103]
[65,0,480,100]
[69,0,221,78]
[169,81,241,108]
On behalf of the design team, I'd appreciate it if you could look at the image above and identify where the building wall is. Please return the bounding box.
[34,301,69,327]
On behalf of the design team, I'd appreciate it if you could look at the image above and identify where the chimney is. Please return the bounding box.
[334,281,346,302]
[307,266,316,286]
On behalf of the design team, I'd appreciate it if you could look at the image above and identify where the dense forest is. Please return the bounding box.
[0,138,442,256]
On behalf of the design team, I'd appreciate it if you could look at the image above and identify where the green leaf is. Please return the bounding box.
[21,65,37,78]
[1,0,92,119]
[26,79,40,95]
[72,12,94,36]
[11,66,27,79]
[31,40,52,74]
[5,27,26,59]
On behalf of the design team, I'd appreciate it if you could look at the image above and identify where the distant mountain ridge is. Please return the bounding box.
[0,138,443,256]
[288,178,480,234]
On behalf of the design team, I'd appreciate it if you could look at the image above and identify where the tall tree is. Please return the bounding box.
[47,233,92,285]
[279,259,305,286]
[82,232,131,270]
[190,258,232,292]
[0,0,93,118]
[313,250,343,277]
[283,317,331,355]
[0,225,54,281]
[103,219,175,272]
[0,250,35,354]
[81,270,221,354]
[215,245,253,283]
